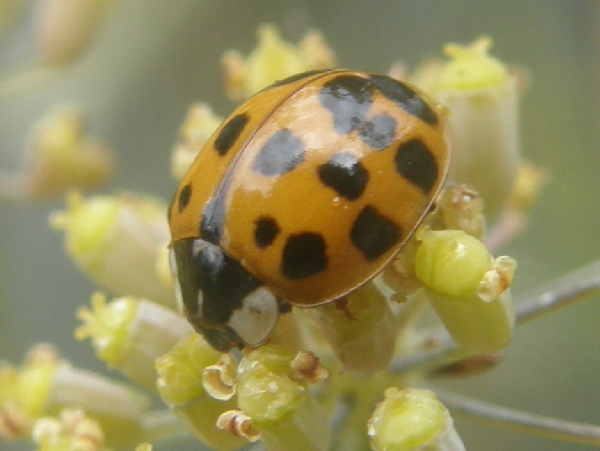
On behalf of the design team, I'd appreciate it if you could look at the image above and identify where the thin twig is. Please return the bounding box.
[514,259,600,325]
[437,391,600,446]
[388,339,463,374]
[390,258,600,374]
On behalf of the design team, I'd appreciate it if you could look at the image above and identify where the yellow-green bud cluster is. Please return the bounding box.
[31,409,105,451]
[155,334,246,451]
[76,293,192,390]
[171,103,223,180]
[0,344,155,449]
[236,345,331,451]
[0,107,113,202]
[222,24,336,99]
[51,192,174,307]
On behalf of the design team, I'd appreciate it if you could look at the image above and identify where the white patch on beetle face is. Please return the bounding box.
[227,287,278,346]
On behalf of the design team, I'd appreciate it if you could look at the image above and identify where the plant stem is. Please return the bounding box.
[514,259,600,325]
[437,391,600,446]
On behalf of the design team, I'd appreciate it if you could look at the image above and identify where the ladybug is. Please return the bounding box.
[168,69,451,352]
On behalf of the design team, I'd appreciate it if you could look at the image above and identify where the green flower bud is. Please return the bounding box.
[0,344,58,437]
[437,37,520,217]
[31,409,105,451]
[436,185,486,240]
[439,37,508,91]
[222,24,336,99]
[415,230,491,296]
[0,107,113,202]
[155,334,245,451]
[237,345,330,451]
[50,192,175,307]
[416,230,516,352]
[76,293,193,390]
[368,388,465,451]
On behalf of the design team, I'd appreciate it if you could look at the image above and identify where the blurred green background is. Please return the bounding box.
[0,1,599,450]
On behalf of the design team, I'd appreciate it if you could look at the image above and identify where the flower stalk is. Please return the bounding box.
[305,281,399,374]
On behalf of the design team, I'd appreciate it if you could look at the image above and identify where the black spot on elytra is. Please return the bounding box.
[369,75,438,126]
[214,113,249,156]
[395,139,438,193]
[253,129,306,176]
[317,153,369,200]
[359,114,397,150]
[254,216,280,248]
[281,233,327,280]
[178,183,192,213]
[350,206,401,261]
[319,75,373,135]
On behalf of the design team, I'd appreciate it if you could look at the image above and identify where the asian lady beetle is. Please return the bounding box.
[168,69,451,352]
